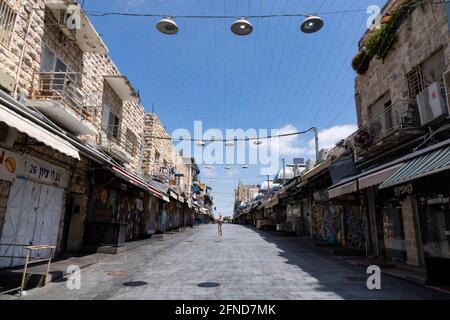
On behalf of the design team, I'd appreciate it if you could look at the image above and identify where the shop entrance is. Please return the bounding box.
[377,199,407,262]
[0,178,64,268]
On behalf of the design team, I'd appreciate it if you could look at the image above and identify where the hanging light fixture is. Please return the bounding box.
[253,140,263,145]
[225,165,231,170]
[196,140,206,146]
[205,165,212,169]
[225,140,234,146]
[156,17,179,35]
[231,18,253,36]
[300,15,324,34]
[242,164,249,169]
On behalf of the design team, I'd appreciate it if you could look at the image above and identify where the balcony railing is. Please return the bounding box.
[355,100,421,149]
[31,72,98,123]
[99,124,136,163]
[103,124,121,143]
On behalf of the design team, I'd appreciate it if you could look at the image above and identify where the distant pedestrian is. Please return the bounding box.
[217,215,224,237]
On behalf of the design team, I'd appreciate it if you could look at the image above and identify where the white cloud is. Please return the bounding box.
[307,124,357,155]
[251,124,306,157]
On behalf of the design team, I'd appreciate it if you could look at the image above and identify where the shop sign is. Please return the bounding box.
[0,148,23,182]
[394,184,413,197]
[0,147,68,188]
[26,156,68,188]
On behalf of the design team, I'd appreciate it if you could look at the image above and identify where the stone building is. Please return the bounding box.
[142,113,191,195]
[0,0,165,267]
[327,0,450,284]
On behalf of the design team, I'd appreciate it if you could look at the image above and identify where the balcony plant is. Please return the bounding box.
[351,0,420,75]
[353,129,372,150]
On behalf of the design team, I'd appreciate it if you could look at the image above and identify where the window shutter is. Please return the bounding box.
[422,49,447,86]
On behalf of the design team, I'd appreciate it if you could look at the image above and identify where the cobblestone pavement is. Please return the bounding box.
[8,224,450,300]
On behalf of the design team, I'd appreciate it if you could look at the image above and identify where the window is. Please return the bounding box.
[0,0,17,48]
[406,67,423,102]
[40,45,68,92]
[155,151,160,162]
[422,48,447,86]
[102,104,120,140]
[125,129,139,156]
[406,48,447,101]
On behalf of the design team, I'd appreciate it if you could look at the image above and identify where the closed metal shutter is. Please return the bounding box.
[422,48,447,86]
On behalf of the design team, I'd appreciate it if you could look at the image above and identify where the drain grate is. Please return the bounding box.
[107,271,129,277]
[197,282,221,288]
[123,281,148,287]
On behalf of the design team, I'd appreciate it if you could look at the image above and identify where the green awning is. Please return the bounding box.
[379,146,450,189]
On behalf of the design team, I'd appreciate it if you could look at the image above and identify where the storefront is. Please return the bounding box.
[379,144,450,283]
[0,147,71,267]
[85,164,162,248]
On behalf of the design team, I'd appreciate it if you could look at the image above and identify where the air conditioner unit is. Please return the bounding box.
[305,159,315,171]
[416,81,448,126]
[0,125,17,148]
[318,149,328,162]
[444,71,450,116]
[57,10,77,41]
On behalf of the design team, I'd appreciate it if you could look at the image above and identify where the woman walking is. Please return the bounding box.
[217,215,224,237]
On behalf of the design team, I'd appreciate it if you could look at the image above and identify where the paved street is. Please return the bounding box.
[10,224,450,300]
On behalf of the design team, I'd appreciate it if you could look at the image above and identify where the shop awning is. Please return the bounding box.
[358,163,403,190]
[380,146,450,189]
[328,180,358,199]
[0,101,80,159]
[328,163,403,199]
[169,190,179,200]
[109,164,162,198]
[265,196,279,209]
[148,180,170,202]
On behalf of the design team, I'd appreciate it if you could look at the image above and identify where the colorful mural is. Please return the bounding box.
[323,206,342,244]
[345,206,365,249]
[311,203,365,248]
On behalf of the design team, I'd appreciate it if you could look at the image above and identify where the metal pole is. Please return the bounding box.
[312,127,319,163]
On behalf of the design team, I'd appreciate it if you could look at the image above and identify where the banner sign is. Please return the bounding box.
[0,147,69,188]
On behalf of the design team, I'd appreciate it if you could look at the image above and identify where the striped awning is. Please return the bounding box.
[109,164,162,198]
[380,146,450,189]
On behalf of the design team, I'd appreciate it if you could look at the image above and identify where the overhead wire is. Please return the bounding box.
[270,0,326,128]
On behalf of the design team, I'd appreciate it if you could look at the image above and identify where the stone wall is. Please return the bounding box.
[0,0,45,97]
[354,3,450,125]
[82,52,145,173]
[142,113,191,194]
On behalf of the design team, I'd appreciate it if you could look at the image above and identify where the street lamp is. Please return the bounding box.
[300,15,324,34]
[253,140,263,146]
[156,17,179,35]
[231,18,253,36]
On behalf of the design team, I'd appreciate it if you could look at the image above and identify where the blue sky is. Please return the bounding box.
[83,0,386,216]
